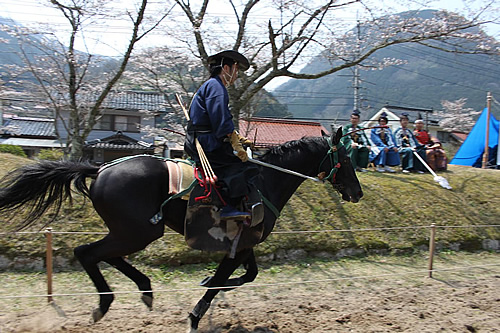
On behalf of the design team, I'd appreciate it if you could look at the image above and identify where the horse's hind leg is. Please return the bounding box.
[105,257,153,309]
[74,235,156,322]
[74,240,115,322]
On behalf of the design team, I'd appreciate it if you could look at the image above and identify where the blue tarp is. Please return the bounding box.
[450,108,499,167]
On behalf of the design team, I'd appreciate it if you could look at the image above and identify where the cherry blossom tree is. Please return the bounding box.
[438,98,481,133]
[122,45,290,138]
[165,0,499,126]
[1,0,172,160]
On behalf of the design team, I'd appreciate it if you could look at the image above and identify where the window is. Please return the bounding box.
[98,115,113,130]
[437,131,450,143]
[115,115,129,131]
[96,115,140,132]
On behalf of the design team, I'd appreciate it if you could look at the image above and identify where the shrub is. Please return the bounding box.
[37,148,65,161]
[0,144,27,157]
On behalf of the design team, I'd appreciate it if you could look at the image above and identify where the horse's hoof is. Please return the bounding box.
[92,308,104,323]
[187,313,199,333]
[141,294,153,310]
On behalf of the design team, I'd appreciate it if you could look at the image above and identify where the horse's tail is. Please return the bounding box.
[0,160,100,230]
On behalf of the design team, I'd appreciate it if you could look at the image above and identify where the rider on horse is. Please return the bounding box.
[184,50,259,220]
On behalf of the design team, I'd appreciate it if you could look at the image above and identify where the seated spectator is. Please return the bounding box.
[369,112,399,173]
[342,110,371,172]
[394,113,426,174]
[414,118,448,171]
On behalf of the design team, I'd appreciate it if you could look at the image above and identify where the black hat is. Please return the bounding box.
[400,112,409,120]
[351,109,361,117]
[379,111,388,122]
[207,50,250,71]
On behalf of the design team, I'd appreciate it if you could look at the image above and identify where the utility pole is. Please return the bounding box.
[482,92,492,168]
[353,20,361,112]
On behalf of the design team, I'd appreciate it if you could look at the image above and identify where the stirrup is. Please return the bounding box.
[220,205,250,220]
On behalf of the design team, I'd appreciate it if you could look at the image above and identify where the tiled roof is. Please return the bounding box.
[382,106,439,125]
[86,142,154,150]
[84,131,154,151]
[2,116,56,138]
[0,137,64,148]
[101,91,167,112]
[239,117,328,148]
[451,131,468,142]
[362,107,442,133]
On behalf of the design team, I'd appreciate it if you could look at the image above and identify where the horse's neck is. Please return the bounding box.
[259,139,327,213]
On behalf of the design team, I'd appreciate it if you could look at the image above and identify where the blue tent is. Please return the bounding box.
[450,108,499,167]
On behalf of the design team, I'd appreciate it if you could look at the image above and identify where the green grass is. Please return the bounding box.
[0,153,498,266]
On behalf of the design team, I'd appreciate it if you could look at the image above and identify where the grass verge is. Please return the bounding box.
[0,153,498,266]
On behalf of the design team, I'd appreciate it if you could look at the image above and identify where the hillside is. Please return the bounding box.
[0,152,498,268]
[273,10,500,121]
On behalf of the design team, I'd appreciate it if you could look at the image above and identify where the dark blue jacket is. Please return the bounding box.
[188,76,234,152]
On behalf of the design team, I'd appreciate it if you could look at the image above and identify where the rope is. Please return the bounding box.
[0,224,498,236]
[271,224,500,234]
[0,263,498,300]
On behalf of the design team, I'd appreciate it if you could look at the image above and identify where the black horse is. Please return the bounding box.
[0,128,362,332]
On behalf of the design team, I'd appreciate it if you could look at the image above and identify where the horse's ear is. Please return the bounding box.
[321,129,329,137]
[332,126,342,144]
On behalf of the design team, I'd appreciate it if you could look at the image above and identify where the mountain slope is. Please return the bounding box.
[273,11,500,120]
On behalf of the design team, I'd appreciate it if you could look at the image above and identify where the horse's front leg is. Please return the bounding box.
[188,248,255,332]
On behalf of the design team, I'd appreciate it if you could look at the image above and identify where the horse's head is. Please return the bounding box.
[317,128,363,203]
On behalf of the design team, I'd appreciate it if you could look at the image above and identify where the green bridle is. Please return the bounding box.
[318,137,343,183]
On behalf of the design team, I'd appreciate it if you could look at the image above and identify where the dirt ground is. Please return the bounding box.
[1,254,499,333]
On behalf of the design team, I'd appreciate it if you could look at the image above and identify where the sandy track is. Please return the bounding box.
[2,275,499,333]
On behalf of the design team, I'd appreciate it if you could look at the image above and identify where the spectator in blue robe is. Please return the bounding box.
[394,113,426,173]
[184,50,258,219]
[369,112,400,172]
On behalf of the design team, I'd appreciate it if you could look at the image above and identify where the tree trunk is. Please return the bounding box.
[69,135,85,161]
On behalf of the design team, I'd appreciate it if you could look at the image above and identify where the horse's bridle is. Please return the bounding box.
[318,137,343,185]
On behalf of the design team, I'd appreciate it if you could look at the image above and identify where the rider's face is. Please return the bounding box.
[350,115,360,126]
[222,63,238,86]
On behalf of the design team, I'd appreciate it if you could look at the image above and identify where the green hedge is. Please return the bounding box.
[0,144,27,158]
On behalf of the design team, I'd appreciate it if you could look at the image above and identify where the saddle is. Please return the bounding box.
[162,159,265,256]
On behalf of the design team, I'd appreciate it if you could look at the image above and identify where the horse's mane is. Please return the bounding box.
[260,136,328,165]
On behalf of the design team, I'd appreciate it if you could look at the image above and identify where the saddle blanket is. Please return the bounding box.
[165,159,195,199]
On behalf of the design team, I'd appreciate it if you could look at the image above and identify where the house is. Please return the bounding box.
[239,117,329,149]
[361,105,450,142]
[0,114,64,157]
[83,131,154,164]
[57,91,169,163]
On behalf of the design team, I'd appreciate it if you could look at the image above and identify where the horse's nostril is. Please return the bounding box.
[358,191,364,198]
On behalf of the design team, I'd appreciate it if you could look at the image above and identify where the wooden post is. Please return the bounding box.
[427,223,436,278]
[482,92,492,169]
[45,227,53,303]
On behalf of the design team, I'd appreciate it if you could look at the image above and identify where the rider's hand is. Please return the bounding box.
[236,149,249,162]
[237,133,254,149]
[230,131,249,162]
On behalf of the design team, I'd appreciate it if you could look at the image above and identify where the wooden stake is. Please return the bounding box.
[45,227,53,303]
[427,223,436,278]
[482,92,492,168]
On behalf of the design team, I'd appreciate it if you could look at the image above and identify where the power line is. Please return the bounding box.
[387,64,498,94]
[393,44,500,80]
